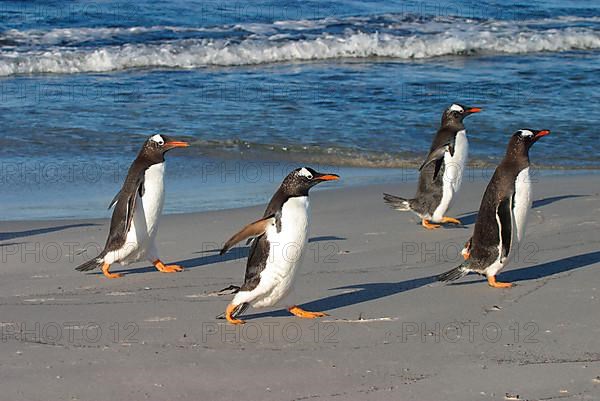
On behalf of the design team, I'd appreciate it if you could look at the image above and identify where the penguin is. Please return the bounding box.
[217,167,339,324]
[438,129,550,288]
[383,103,481,229]
[75,134,189,278]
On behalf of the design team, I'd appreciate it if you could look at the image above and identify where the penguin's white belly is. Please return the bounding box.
[244,196,310,308]
[106,163,166,265]
[432,130,468,221]
[512,167,531,243]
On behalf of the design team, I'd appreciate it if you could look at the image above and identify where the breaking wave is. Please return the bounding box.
[1,14,599,75]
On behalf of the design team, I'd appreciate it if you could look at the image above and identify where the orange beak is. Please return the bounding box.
[165,141,190,149]
[467,107,482,113]
[318,174,340,181]
[535,130,550,139]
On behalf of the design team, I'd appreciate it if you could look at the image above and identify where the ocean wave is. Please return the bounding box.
[0,25,228,47]
[0,14,599,75]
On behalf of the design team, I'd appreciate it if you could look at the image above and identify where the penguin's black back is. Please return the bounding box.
[411,160,445,215]
[468,167,514,269]
[468,140,530,270]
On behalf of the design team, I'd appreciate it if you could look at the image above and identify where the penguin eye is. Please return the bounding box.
[306,173,313,180]
[156,139,164,146]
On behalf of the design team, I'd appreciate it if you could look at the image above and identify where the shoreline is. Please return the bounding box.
[2,166,599,223]
[1,173,599,400]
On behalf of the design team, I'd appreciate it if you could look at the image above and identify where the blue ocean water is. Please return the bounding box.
[0,1,599,220]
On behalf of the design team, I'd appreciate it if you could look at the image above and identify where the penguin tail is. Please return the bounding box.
[215,302,249,320]
[215,285,241,295]
[75,255,105,272]
[437,262,470,283]
[383,193,412,211]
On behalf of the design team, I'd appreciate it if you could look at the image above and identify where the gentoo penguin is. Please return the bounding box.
[218,167,339,325]
[438,129,550,288]
[383,103,481,229]
[75,134,189,278]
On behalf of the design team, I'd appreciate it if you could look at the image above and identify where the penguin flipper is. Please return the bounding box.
[108,191,121,209]
[122,179,143,238]
[108,177,145,210]
[419,141,454,180]
[419,147,445,171]
[497,197,513,258]
[220,215,276,255]
[104,172,145,251]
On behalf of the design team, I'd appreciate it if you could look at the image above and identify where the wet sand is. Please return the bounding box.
[0,173,599,400]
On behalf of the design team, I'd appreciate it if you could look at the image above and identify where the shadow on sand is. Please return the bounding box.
[242,274,437,320]
[503,250,600,282]
[241,249,600,320]
[105,235,347,276]
[457,194,586,226]
[0,223,98,243]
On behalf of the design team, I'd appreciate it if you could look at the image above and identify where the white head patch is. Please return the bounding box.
[150,134,165,145]
[449,104,464,112]
[519,130,534,137]
[298,167,313,179]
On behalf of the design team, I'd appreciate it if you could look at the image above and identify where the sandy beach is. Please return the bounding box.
[1,172,599,401]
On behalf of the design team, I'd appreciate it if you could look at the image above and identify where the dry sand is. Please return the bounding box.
[1,173,599,400]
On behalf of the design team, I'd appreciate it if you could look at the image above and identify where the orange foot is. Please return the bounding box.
[102,262,123,279]
[487,276,513,288]
[462,250,471,260]
[226,303,245,325]
[288,305,328,319]
[153,259,184,273]
[422,219,441,230]
[441,216,462,225]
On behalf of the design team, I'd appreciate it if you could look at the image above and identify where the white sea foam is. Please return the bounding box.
[0,15,599,75]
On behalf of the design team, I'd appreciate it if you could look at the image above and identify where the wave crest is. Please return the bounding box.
[1,14,599,75]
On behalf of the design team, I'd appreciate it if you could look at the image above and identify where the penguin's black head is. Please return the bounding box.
[513,129,551,149]
[281,167,340,196]
[139,134,189,164]
[506,129,550,164]
[442,103,482,125]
